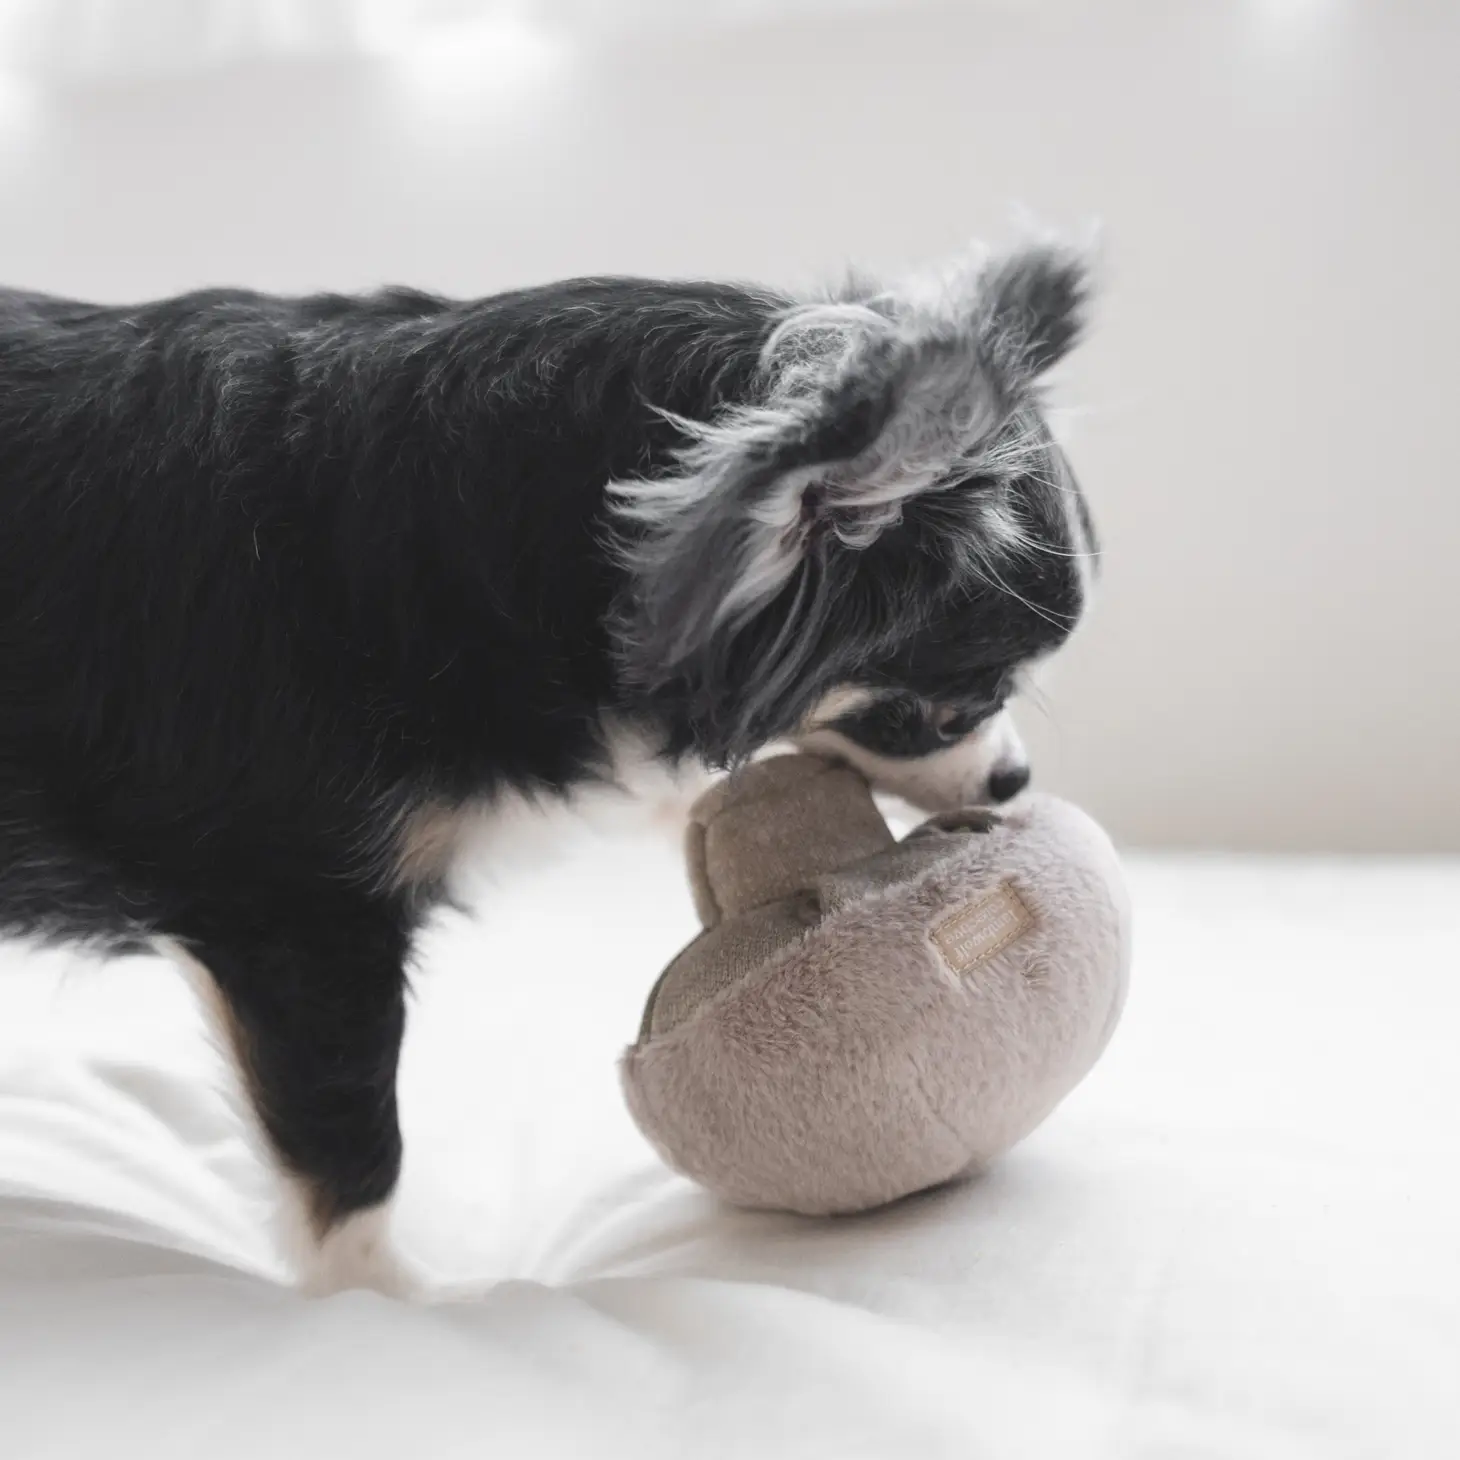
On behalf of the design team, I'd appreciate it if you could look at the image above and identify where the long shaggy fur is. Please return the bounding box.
[0,243,1097,1280]
[611,242,1093,760]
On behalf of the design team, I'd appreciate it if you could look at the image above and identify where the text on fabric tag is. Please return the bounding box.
[932,882,1033,976]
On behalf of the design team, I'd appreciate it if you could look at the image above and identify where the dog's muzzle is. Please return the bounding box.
[795,708,1031,813]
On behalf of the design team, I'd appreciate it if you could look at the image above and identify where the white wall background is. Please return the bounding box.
[0,0,1455,851]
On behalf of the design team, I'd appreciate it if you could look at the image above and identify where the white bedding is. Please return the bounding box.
[3,805,1458,1459]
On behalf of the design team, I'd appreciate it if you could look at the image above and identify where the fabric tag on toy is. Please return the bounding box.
[933,882,1032,976]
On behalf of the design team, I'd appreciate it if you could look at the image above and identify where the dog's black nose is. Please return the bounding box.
[986,765,1031,803]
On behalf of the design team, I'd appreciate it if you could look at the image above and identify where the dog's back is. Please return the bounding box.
[0,279,777,949]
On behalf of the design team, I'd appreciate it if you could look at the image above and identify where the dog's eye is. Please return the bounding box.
[933,705,986,741]
[932,674,1015,741]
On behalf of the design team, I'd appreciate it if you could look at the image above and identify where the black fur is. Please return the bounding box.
[0,259,1092,1239]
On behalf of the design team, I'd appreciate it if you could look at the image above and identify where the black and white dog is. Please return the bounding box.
[0,241,1097,1291]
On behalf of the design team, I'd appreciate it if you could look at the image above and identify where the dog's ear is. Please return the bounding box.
[610,242,1089,753]
[978,242,1089,380]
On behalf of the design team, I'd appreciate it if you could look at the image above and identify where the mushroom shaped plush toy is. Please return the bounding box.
[622,753,1130,1215]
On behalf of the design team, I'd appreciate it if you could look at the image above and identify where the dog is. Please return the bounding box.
[0,241,1097,1292]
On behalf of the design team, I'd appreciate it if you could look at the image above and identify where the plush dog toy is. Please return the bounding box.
[622,754,1130,1215]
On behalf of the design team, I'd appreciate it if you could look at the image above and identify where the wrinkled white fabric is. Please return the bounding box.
[2,812,1458,1459]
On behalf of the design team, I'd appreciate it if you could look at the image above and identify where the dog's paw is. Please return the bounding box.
[290,1206,428,1301]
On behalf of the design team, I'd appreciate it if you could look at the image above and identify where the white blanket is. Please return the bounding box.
[3,811,1458,1459]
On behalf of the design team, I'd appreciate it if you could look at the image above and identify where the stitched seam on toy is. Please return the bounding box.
[643,836,1003,1048]
[911,1059,971,1153]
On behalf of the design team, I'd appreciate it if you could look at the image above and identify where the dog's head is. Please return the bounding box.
[612,243,1097,811]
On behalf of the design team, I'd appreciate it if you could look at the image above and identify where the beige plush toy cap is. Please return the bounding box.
[622,754,1131,1216]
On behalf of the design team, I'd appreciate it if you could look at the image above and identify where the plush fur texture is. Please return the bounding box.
[0,243,1096,1285]
[624,756,1130,1216]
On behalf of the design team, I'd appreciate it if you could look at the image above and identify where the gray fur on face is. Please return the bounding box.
[609,240,1093,763]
